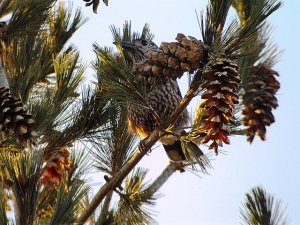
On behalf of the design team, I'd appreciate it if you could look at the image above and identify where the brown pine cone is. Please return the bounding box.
[42,148,71,185]
[196,56,241,154]
[242,64,280,143]
[136,33,208,79]
[0,87,36,147]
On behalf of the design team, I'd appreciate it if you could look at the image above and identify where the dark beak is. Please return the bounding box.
[120,40,136,50]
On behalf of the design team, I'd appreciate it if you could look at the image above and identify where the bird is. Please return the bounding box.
[120,38,191,163]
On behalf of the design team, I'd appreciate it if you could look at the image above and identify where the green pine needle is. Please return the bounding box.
[50,2,88,54]
[203,0,233,45]
[6,0,56,39]
[224,0,282,57]
[90,106,138,175]
[115,168,157,225]
[241,186,289,225]
[54,50,85,103]
[0,151,44,225]
[68,148,91,185]
[49,182,90,225]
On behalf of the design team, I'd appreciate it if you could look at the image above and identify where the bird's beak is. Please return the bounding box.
[120,41,136,50]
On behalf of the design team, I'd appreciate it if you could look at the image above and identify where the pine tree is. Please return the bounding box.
[0,0,285,224]
[0,1,101,224]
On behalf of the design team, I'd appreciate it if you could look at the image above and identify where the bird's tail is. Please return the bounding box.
[163,140,186,162]
[163,139,209,172]
[163,140,186,172]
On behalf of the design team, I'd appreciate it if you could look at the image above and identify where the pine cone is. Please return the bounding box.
[42,148,71,185]
[136,33,208,79]
[242,64,280,143]
[0,87,36,147]
[196,56,241,154]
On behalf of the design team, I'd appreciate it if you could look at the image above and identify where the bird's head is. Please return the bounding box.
[119,38,159,61]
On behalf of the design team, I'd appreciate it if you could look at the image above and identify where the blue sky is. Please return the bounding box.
[69,0,300,224]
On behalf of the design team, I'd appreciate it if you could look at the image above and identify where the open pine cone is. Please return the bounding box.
[0,87,36,147]
[42,148,71,185]
[196,56,241,154]
[135,33,208,79]
[242,64,280,143]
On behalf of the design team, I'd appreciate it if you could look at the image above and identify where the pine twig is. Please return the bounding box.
[146,162,177,196]
[167,80,200,128]
[95,191,113,225]
[75,129,160,224]
[75,72,203,224]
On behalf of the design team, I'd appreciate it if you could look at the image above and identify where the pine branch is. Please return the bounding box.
[75,129,160,224]
[75,69,204,223]
[0,151,45,225]
[49,182,89,225]
[53,51,85,103]
[205,0,233,45]
[146,162,177,196]
[241,186,289,225]
[2,34,53,102]
[167,79,200,128]
[5,0,56,39]
[50,2,87,54]
[114,168,157,224]
[90,104,137,175]
[95,191,113,225]
[67,149,91,186]
[224,0,282,56]
[232,0,281,143]
[43,87,112,152]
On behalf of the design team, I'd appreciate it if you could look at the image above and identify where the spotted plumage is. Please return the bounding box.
[121,38,189,162]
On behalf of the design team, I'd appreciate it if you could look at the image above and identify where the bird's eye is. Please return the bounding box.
[141,39,147,46]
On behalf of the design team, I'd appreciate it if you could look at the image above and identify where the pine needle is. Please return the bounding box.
[241,186,289,225]
[49,182,90,225]
[114,168,157,225]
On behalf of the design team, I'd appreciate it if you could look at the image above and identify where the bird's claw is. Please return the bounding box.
[104,175,124,191]
[138,137,152,154]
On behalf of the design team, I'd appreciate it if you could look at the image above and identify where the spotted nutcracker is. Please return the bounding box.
[120,38,191,162]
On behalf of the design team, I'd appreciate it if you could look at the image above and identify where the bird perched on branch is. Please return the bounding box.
[120,38,192,164]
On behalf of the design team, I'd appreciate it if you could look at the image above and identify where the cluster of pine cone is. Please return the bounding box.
[242,64,280,143]
[133,35,242,154]
[133,33,280,152]
[135,33,208,79]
